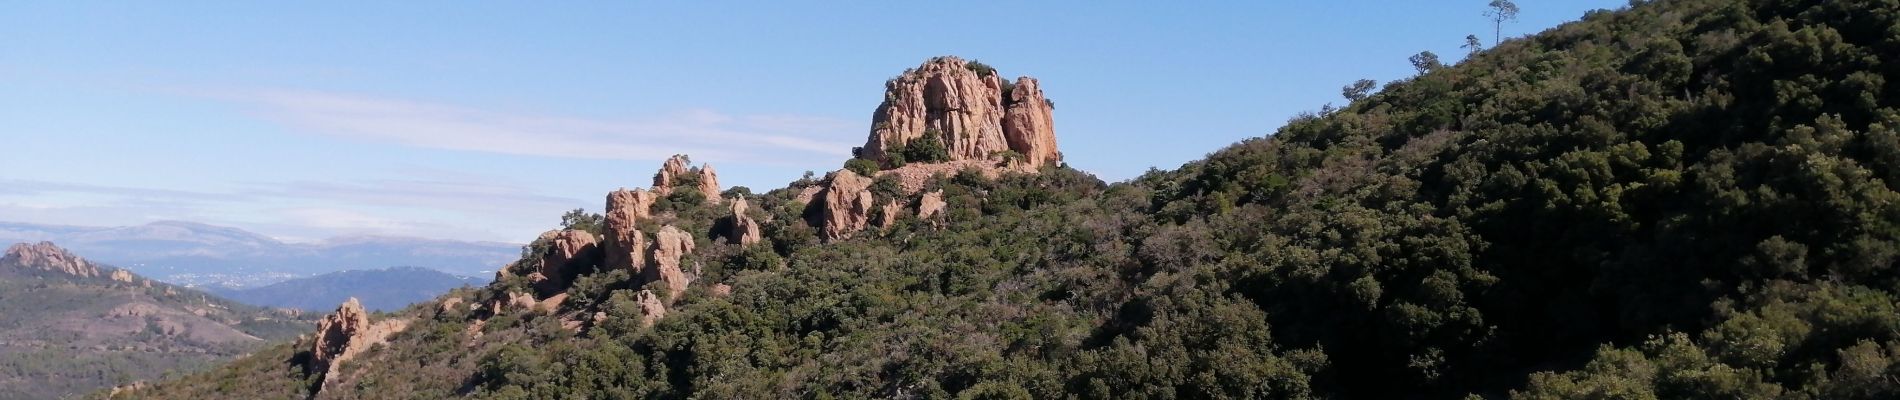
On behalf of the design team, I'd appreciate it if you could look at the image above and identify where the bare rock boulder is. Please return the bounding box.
[646,226,696,299]
[526,230,602,296]
[918,190,948,220]
[720,197,763,246]
[603,189,652,273]
[816,169,877,241]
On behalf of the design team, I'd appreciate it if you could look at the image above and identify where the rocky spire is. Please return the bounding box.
[306,297,410,393]
[604,189,652,274]
[653,155,692,195]
[646,226,695,299]
[720,197,763,246]
[860,56,1061,169]
[698,163,724,205]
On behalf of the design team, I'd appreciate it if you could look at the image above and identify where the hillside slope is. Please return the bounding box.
[0,242,310,399]
[123,0,1900,398]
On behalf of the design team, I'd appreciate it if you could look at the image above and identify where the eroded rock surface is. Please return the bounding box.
[525,230,602,296]
[815,169,877,241]
[604,189,651,274]
[647,226,695,298]
[860,56,1060,169]
[720,197,763,246]
[306,298,410,392]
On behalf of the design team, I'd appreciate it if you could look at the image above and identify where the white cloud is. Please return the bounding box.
[214,89,859,164]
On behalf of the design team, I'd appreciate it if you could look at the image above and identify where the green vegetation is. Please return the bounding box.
[0,266,309,399]
[965,59,997,77]
[899,132,953,164]
[127,0,1900,398]
[843,157,881,176]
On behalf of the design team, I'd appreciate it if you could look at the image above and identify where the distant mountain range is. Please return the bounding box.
[208,266,478,312]
[0,220,519,287]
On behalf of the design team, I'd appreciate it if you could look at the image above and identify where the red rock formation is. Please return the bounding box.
[2,241,103,278]
[815,169,877,241]
[876,198,904,229]
[635,289,667,328]
[918,190,948,220]
[699,163,724,205]
[860,56,1060,169]
[653,155,692,195]
[306,298,410,392]
[309,298,370,375]
[1002,77,1061,168]
[525,230,602,297]
[603,189,651,273]
[720,197,763,246]
[646,226,695,299]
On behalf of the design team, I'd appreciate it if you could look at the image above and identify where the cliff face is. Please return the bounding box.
[861,56,1060,169]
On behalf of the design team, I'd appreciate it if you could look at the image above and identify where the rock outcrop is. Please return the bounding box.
[110,269,135,283]
[876,199,904,229]
[307,298,410,392]
[308,298,370,375]
[647,226,695,298]
[860,56,1060,169]
[651,155,721,203]
[653,155,692,195]
[524,230,602,297]
[1001,77,1060,168]
[2,241,104,278]
[918,191,948,220]
[698,164,724,205]
[719,197,763,246]
[815,169,877,241]
[604,189,651,274]
[635,290,667,328]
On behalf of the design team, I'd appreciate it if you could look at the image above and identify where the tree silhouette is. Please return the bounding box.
[1342,79,1377,102]
[1484,0,1519,44]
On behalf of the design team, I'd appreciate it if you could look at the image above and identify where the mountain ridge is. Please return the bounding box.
[121,1,1900,398]
[0,220,519,287]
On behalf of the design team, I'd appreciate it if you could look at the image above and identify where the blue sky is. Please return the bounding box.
[0,1,1626,243]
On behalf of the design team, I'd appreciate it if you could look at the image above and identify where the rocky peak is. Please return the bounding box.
[3,241,104,278]
[651,155,722,203]
[860,56,1061,170]
[653,155,692,194]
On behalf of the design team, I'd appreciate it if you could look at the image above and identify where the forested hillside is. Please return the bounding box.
[121,0,1900,398]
